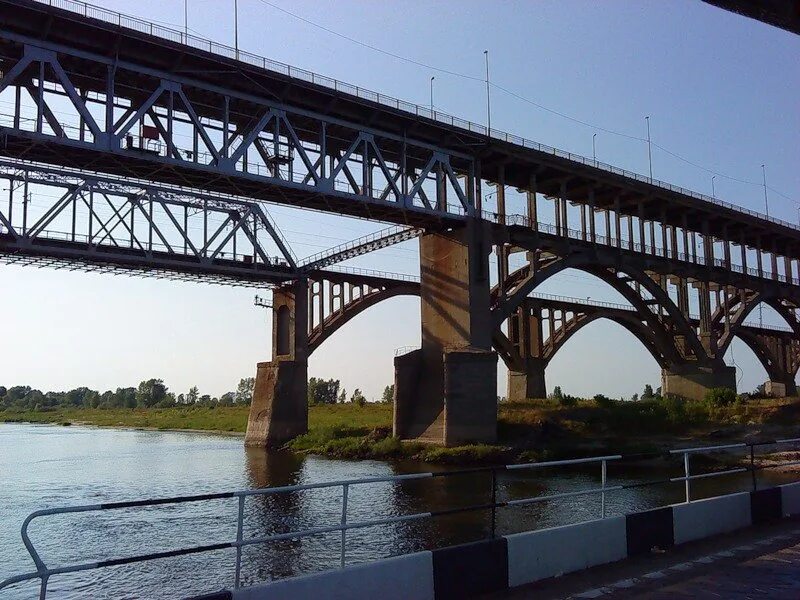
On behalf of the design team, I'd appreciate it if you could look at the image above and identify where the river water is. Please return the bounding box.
[0,423,795,599]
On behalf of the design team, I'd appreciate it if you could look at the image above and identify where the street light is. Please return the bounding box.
[711,175,716,199]
[592,133,597,165]
[184,0,188,38]
[645,116,653,182]
[761,164,769,216]
[484,50,491,135]
[430,76,435,115]
[234,0,239,56]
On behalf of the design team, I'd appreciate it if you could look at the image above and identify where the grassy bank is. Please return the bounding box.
[3,397,798,465]
[0,403,392,434]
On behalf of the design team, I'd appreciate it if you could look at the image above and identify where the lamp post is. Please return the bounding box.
[592,133,597,166]
[184,0,188,38]
[711,175,716,199]
[761,164,769,216]
[234,0,239,56]
[484,50,491,135]
[645,116,653,182]
[430,76,435,115]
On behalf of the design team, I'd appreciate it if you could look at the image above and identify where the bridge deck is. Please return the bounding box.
[2,0,799,254]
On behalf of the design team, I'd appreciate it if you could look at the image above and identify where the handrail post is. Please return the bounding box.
[234,494,244,588]
[601,459,607,518]
[490,469,497,538]
[683,451,691,503]
[340,484,349,568]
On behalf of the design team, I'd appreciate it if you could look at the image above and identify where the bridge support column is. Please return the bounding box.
[393,221,497,445]
[661,363,736,401]
[765,379,796,398]
[507,358,547,400]
[245,280,309,447]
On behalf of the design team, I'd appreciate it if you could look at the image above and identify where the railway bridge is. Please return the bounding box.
[1,0,798,447]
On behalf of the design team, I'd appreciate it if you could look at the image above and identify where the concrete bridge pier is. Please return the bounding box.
[765,378,797,398]
[245,280,309,447]
[393,221,498,445]
[507,358,547,401]
[661,363,737,401]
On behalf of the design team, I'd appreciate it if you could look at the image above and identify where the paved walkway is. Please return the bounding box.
[488,519,800,600]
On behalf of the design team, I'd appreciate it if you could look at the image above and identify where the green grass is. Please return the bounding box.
[0,403,393,435]
[2,397,798,465]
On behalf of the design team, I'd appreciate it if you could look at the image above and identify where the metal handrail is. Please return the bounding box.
[4,439,800,597]
[670,439,800,503]
[25,0,800,231]
[491,213,800,286]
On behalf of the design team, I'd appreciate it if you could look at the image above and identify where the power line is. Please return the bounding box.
[253,0,796,206]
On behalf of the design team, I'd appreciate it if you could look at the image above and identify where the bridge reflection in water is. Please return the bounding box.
[2,424,799,598]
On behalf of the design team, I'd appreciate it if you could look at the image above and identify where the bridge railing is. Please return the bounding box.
[2,438,800,597]
[487,211,799,286]
[527,292,795,333]
[28,0,799,232]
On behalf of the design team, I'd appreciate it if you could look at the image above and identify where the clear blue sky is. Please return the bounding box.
[1,0,797,400]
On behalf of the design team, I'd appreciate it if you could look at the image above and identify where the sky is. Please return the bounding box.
[1,0,798,400]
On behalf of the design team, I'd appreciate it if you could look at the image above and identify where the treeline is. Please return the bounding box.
[0,377,255,412]
[307,378,393,406]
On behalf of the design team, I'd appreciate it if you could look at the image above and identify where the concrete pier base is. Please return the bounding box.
[245,360,308,447]
[393,222,497,445]
[661,364,737,401]
[507,358,547,400]
[765,379,797,398]
[245,280,309,448]
[393,348,497,445]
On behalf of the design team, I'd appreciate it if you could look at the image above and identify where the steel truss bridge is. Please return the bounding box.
[1,0,798,445]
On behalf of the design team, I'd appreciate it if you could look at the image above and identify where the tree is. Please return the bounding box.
[219,392,236,407]
[186,386,199,404]
[381,385,395,404]
[630,393,639,402]
[308,378,340,405]
[642,384,655,401]
[136,379,168,408]
[115,387,137,408]
[350,388,366,407]
[551,386,564,401]
[338,388,347,404]
[235,377,255,405]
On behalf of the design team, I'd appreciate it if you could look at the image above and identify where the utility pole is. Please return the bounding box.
[592,133,597,166]
[761,164,769,216]
[645,116,653,183]
[484,50,491,135]
[430,76,435,115]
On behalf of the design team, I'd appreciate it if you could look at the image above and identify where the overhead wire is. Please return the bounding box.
[253,0,797,206]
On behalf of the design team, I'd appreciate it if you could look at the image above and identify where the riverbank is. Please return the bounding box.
[3,396,798,464]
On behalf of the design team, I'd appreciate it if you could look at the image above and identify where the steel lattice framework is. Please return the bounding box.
[0,38,474,227]
[0,160,297,286]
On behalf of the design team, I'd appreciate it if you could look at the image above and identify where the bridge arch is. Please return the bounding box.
[307,280,419,355]
[540,310,673,368]
[492,252,702,363]
[714,292,800,356]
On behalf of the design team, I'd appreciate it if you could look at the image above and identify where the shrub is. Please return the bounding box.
[559,394,578,407]
[704,387,737,407]
[593,394,615,409]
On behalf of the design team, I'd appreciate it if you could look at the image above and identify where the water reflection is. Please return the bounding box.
[1,423,797,599]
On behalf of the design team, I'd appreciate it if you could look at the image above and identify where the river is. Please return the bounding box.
[0,423,795,599]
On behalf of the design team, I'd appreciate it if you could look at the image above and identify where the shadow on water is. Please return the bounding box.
[1,423,798,598]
